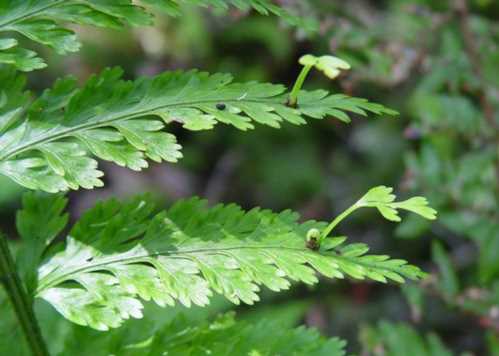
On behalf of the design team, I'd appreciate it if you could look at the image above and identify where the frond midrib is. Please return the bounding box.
[35,244,310,295]
[0,96,283,162]
[35,242,411,297]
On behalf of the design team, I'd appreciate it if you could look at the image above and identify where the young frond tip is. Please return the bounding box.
[358,186,438,222]
[299,54,351,80]
[320,186,437,239]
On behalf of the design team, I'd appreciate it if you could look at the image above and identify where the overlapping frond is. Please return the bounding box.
[0,0,312,71]
[56,311,346,356]
[121,313,347,356]
[143,0,315,30]
[19,193,426,330]
[0,68,397,193]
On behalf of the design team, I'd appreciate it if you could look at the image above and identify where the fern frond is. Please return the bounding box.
[21,193,427,330]
[57,311,346,356]
[143,0,316,30]
[0,68,397,193]
[0,0,312,71]
[0,0,148,71]
[128,313,347,356]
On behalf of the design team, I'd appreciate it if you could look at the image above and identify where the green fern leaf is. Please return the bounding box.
[143,0,317,31]
[55,310,346,355]
[0,0,313,71]
[0,67,28,130]
[16,192,68,296]
[126,312,347,356]
[0,0,150,71]
[23,194,425,330]
[0,68,397,193]
[358,186,437,222]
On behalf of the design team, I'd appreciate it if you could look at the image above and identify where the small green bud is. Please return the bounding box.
[298,54,351,79]
[306,228,321,241]
[306,228,321,250]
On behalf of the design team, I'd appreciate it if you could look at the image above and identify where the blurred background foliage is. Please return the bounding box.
[1,0,498,354]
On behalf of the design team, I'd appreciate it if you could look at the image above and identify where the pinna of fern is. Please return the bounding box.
[15,185,435,331]
[0,57,397,193]
[0,0,315,71]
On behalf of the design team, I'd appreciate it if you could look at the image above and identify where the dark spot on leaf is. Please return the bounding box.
[216,103,226,111]
[306,238,320,251]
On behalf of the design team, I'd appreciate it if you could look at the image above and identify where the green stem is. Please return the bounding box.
[288,65,313,107]
[320,203,360,241]
[0,233,48,356]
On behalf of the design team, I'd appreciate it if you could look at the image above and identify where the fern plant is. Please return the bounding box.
[0,1,436,355]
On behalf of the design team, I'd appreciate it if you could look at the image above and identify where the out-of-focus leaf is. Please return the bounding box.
[360,321,452,356]
[432,240,459,299]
